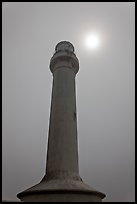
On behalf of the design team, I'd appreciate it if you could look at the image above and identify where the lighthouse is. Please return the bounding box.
[17,41,106,202]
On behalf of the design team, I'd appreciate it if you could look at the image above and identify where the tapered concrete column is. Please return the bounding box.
[17,41,106,202]
[45,41,80,181]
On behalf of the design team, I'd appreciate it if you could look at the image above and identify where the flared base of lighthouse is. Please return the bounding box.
[17,177,106,202]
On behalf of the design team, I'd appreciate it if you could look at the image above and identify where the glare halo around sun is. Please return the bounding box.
[85,33,100,49]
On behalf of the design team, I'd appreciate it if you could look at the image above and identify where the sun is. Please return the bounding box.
[85,33,100,49]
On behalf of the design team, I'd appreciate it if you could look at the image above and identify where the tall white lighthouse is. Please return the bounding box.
[17,41,106,202]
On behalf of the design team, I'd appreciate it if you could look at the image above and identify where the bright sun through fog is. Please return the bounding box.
[85,33,100,49]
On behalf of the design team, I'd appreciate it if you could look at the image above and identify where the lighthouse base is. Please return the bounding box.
[20,191,102,202]
[17,178,105,202]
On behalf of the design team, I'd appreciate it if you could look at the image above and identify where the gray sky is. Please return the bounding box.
[2,2,135,202]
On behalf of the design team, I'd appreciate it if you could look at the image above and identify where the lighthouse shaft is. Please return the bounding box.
[46,42,80,179]
[46,69,78,175]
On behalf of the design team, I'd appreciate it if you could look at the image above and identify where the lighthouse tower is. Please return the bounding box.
[17,41,106,202]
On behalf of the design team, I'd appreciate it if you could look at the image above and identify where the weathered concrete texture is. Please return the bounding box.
[17,176,105,201]
[17,41,106,202]
[46,68,79,175]
[21,192,102,202]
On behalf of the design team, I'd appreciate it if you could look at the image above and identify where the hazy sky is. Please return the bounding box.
[2,2,135,202]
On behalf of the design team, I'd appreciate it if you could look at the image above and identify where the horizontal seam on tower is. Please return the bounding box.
[53,66,76,72]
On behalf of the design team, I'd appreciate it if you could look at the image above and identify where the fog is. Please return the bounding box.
[2,2,135,202]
